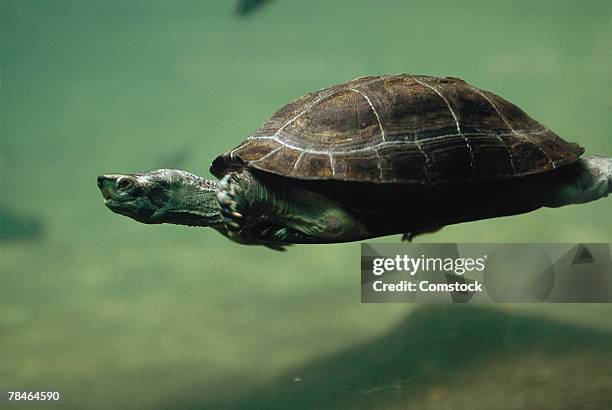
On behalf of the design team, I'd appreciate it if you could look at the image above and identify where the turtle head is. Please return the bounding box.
[97,169,222,227]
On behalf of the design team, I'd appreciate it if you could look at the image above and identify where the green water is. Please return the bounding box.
[1,1,611,409]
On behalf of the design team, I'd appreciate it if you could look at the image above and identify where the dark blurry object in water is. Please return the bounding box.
[156,145,191,170]
[186,306,612,409]
[0,207,44,241]
[236,0,273,16]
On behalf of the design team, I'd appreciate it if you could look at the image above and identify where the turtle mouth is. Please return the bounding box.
[101,194,138,215]
[103,198,132,208]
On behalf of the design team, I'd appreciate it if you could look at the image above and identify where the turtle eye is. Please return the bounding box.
[116,176,134,192]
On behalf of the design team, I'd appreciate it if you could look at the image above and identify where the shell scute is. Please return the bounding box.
[252,146,301,175]
[420,137,474,181]
[333,150,380,181]
[281,89,381,151]
[473,144,516,176]
[377,144,428,182]
[296,154,333,178]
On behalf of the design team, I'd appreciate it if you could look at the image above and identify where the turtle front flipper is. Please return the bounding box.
[216,170,371,245]
[216,171,297,245]
[217,173,250,232]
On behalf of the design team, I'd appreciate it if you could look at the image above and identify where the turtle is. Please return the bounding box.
[97,74,611,249]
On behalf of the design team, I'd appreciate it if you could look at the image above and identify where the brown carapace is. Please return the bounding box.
[212,74,584,184]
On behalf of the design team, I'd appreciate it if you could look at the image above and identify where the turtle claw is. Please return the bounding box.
[401,233,414,242]
[216,191,232,205]
[217,173,248,232]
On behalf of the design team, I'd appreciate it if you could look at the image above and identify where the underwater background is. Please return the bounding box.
[1,0,611,408]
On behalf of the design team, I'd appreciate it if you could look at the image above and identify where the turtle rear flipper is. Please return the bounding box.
[402,226,444,242]
[544,156,612,208]
[264,243,291,252]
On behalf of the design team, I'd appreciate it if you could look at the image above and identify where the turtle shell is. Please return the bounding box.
[211,74,584,184]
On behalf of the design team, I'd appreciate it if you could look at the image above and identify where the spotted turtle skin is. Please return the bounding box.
[211,74,584,184]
